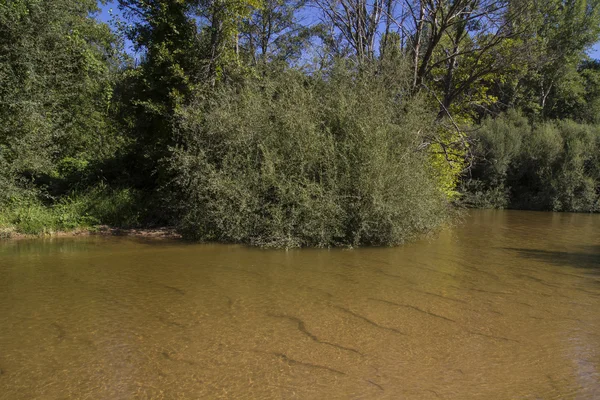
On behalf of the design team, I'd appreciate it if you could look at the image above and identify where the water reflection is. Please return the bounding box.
[506,246,600,272]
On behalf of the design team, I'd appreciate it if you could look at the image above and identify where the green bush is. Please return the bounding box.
[81,185,143,228]
[461,110,529,208]
[464,115,600,212]
[0,184,143,236]
[0,198,94,235]
[169,67,450,248]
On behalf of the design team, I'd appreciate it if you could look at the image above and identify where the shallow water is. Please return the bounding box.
[0,210,599,399]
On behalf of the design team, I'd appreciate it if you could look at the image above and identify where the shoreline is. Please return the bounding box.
[0,226,182,241]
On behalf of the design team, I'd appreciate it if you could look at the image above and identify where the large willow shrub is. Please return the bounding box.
[464,112,600,212]
[169,67,449,247]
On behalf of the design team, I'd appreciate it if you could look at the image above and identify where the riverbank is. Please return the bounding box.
[0,225,182,241]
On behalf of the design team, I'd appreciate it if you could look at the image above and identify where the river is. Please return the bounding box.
[0,210,599,399]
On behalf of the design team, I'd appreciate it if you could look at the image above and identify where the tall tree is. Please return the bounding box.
[0,0,120,200]
[496,0,600,119]
[314,0,385,64]
[240,0,311,66]
[194,0,261,84]
[405,0,529,114]
[117,0,200,164]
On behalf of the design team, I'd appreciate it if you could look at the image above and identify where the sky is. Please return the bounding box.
[95,0,600,60]
[97,0,119,24]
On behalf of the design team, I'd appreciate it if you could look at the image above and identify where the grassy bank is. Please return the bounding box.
[0,185,144,239]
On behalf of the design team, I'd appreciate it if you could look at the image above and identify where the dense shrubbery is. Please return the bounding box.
[462,112,600,212]
[170,68,448,247]
[3,0,600,244]
[0,0,132,236]
[0,0,121,192]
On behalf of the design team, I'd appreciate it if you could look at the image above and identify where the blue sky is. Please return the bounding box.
[96,0,600,60]
[97,0,119,24]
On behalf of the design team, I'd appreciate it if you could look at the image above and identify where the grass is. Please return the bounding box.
[0,184,143,237]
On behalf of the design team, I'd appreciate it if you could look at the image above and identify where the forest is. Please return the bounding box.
[1,0,600,247]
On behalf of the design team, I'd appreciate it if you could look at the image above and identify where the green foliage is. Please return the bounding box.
[240,0,313,66]
[4,0,600,246]
[0,0,122,204]
[199,0,262,81]
[477,111,528,179]
[79,185,143,228]
[464,114,600,212]
[0,184,143,236]
[116,0,201,171]
[514,120,600,211]
[170,66,449,247]
[0,196,96,235]
[493,0,600,119]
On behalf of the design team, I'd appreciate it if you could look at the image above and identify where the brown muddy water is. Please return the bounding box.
[0,210,599,399]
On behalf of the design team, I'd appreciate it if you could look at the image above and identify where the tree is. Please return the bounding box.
[195,0,261,84]
[117,0,262,155]
[240,0,312,66]
[494,0,600,119]
[404,0,529,114]
[0,0,120,201]
[314,0,385,64]
[117,0,200,166]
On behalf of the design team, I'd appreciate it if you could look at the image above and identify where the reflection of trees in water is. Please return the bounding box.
[505,246,600,274]
[0,238,98,256]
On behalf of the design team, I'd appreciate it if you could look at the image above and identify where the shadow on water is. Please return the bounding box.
[504,246,600,274]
